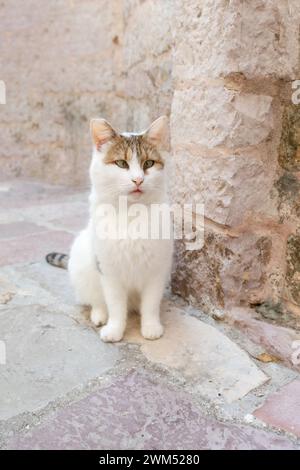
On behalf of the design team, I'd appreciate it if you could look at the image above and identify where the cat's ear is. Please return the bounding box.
[144,116,169,150]
[90,118,117,151]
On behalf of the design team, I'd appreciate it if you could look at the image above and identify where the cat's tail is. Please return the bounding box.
[45,252,69,270]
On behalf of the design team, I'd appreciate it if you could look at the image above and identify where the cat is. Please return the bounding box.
[46,116,173,342]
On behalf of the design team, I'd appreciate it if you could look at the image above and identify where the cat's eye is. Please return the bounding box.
[143,160,155,170]
[115,159,129,169]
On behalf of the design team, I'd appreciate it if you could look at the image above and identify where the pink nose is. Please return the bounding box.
[132,177,144,186]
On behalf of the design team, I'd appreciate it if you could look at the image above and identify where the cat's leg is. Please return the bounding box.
[99,277,127,342]
[140,274,165,340]
[69,229,108,326]
[90,305,108,327]
[70,262,108,326]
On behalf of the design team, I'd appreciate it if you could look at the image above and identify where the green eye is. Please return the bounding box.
[115,160,129,169]
[143,160,155,170]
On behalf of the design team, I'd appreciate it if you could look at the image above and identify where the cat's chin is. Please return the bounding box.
[128,190,144,199]
[127,191,154,205]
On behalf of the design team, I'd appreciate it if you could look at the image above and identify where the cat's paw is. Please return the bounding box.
[91,307,107,327]
[100,324,124,343]
[141,322,164,340]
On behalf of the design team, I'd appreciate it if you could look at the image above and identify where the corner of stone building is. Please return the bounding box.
[169,0,300,330]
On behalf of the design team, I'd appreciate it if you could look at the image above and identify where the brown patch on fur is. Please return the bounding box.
[104,134,164,169]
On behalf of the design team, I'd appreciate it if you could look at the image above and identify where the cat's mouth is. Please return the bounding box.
[131,188,143,194]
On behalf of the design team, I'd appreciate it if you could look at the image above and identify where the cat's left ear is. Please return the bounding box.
[90,118,117,151]
[144,116,170,150]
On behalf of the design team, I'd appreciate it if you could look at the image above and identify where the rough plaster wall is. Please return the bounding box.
[170,0,300,324]
[0,0,125,184]
[0,0,173,184]
[118,0,174,130]
[1,0,300,323]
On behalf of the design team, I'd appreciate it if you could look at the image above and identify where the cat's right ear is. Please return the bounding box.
[90,119,116,151]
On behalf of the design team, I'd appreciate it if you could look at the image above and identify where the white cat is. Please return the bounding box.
[46,116,173,342]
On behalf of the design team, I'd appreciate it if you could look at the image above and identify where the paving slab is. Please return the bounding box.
[0,222,48,240]
[48,213,88,233]
[0,304,119,420]
[0,230,73,266]
[5,372,298,450]
[254,379,300,438]
[230,307,300,371]
[0,262,75,308]
[124,303,268,403]
[0,180,83,210]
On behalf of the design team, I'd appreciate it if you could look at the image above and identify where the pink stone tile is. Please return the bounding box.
[49,213,88,232]
[0,230,74,266]
[254,379,300,438]
[229,307,300,372]
[0,179,84,210]
[6,372,299,450]
[0,222,47,240]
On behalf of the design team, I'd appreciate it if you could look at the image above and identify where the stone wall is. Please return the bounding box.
[0,0,174,184]
[119,0,174,129]
[170,0,300,325]
[1,0,300,323]
[0,0,124,184]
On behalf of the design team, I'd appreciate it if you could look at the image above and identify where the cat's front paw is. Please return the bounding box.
[91,307,108,326]
[100,324,124,343]
[141,322,164,340]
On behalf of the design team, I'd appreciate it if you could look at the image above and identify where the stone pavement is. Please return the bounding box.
[0,179,299,450]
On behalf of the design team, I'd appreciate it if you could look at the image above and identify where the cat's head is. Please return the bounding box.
[89,116,169,205]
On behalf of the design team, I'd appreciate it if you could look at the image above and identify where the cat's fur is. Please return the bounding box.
[47,116,173,342]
